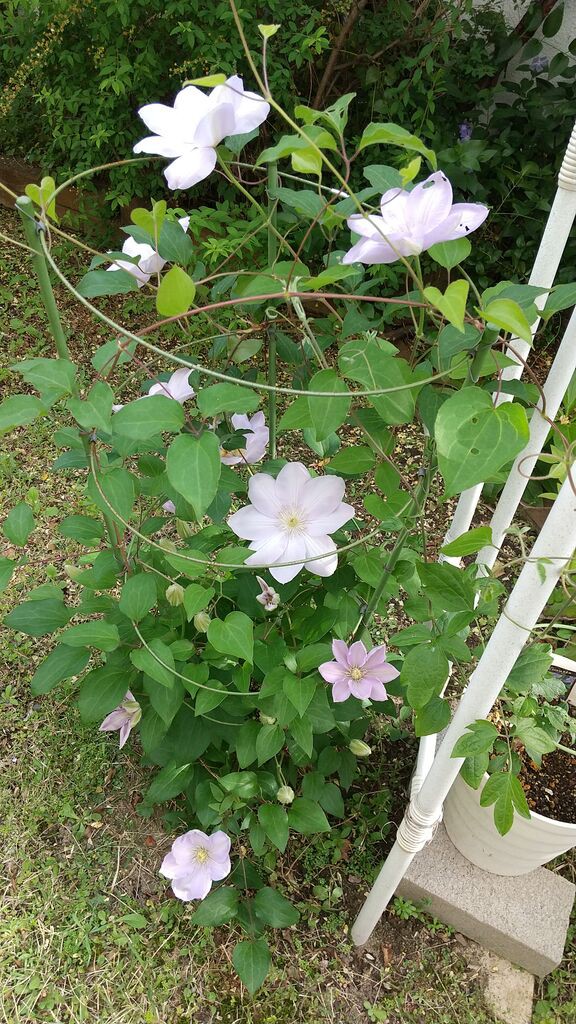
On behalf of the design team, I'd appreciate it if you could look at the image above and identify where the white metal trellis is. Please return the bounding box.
[351,121,576,945]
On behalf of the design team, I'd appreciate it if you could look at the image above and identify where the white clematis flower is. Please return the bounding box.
[133,76,269,191]
[107,216,190,286]
[221,411,269,466]
[227,462,355,584]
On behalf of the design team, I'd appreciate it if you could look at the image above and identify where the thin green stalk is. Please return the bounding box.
[267,162,279,457]
[16,196,70,359]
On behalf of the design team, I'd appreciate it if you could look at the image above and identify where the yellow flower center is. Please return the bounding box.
[280,506,305,533]
[350,667,363,681]
[195,847,209,864]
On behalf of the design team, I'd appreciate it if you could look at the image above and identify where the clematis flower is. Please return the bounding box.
[227,462,355,584]
[342,170,489,265]
[319,640,399,703]
[107,216,190,286]
[255,575,280,611]
[113,367,195,414]
[133,76,269,190]
[160,829,232,901]
[221,412,269,466]
[163,500,176,514]
[99,691,141,748]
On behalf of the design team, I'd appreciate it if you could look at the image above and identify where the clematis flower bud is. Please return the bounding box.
[194,611,211,632]
[259,712,276,726]
[276,785,295,805]
[349,739,372,757]
[165,583,185,607]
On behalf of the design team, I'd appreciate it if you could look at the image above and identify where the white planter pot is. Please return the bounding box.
[443,655,576,876]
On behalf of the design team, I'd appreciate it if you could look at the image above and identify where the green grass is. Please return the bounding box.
[1,205,575,1023]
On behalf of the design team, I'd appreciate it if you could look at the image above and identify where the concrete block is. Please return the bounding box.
[397,823,575,977]
[477,951,534,1024]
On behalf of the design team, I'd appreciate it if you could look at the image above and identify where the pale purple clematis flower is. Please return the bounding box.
[107,216,190,286]
[147,366,195,403]
[227,462,355,584]
[133,76,269,191]
[256,575,280,612]
[342,170,489,265]
[319,640,399,703]
[99,691,141,748]
[160,829,232,901]
[530,55,549,74]
[458,122,473,142]
[163,500,176,514]
[221,412,269,466]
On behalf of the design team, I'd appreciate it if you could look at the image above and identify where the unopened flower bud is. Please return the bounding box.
[158,538,177,553]
[259,712,276,726]
[165,582,185,607]
[276,785,295,805]
[349,739,372,757]
[176,519,195,540]
[63,563,83,582]
[194,611,211,632]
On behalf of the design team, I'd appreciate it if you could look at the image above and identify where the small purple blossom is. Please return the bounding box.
[160,829,232,901]
[99,691,141,748]
[163,500,176,514]
[319,640,399,703]
[458,122,473,142]
[342,170,489,265]
[255,575,280,611]
[221,411,269,466]
[530,55,549,74]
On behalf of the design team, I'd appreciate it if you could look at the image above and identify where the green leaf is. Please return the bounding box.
[258,23,280,39]
[255,724,285,765]
[30,645,91,695]
[414,696,451,736]
[479,771,531,835]
[185,73,227,86]
[506,644,553,692]
[87,467,136,527]
[460,752,490,789]
[196,384,260,417]
[144,762,194,804]
[542,2,564,36]
[207,612,254,663]
[3,503,35,546]
[358,122,436,168]
[78,661,130,722]
[327,445,375,476]
[77,268,139,297]
[113,395,184,439]
[190,887,239,925]
[418,561,476,614]
[258,804,289,852]
[401,645,449,709]
[25,175,58,221]
[514,719,557,759]
[4,599,71,637]
[288,798,330,834]
[118,573,157,622]
[427,238,471,270]
[254,887,299,927]
[363,164,403,191]
[235,721,260,768]
[339,339,420,424]
[440,526,493,557]
[278,396,313,431]
[451,720,498,758]
[144,675,184,725]
[59,515,104,544]
[307,369,351,442]
[183,584,215,620]
[542,283,576,318]
[481,299,532,344]
[166,432,221,519]
[434,387,529,497]
[424,280,469,332]
[0,395,44,433]
[157,220,194,266]
[68,380,114,432]
[0,557,16,592]
[14,357,76,401]
[156,265,196,316]
[283,673,317,717]
[61,621,120,652]
[120,913,148,929]
[130,639,175,688]
[233,939,270,994]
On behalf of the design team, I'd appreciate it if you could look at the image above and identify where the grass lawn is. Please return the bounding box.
[1,206,574,1023]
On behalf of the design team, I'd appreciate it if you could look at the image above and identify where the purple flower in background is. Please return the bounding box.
[319,640,399,703]
[106,216,190,286]
[227,462,355,583]
[342,170,489,265]
[160,829,232,900]
[255,575,280,611]
[134,76,269,190]
[221,411,269,466]
[458,122,473,142]
[530,55,549,74]
[163,500,176,514]
[99,691,141,748]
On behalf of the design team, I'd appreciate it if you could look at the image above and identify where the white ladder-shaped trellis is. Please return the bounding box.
[352,121,576,945]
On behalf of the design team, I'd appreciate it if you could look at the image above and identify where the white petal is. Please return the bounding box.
[137,102,182,137]
[342,237,400,265]
[230,413,251,431]
[194,103,237,148]
[133,135,187,158]
[166,367,195,402]
[274,462,310,507]
[346,213,387,239]
[300,475,345,517]
[138,252,165,276]
[245,533,290,575]
[248,473,281,516]
[228,505,276,541]
[173,85,213,134]
[407,171,453,232]
[305,502,355,537]
[212,76,270,134]
[164,149,217,190]
[303,534,338,576]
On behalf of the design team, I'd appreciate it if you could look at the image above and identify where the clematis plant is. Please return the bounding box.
[6,13,571,993]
